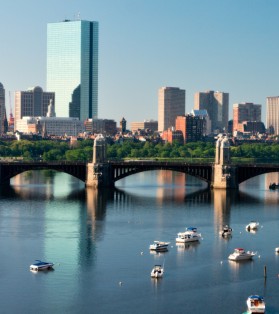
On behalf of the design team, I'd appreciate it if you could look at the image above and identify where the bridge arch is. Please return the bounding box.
[0,162,87,184]
[110,161,213,185]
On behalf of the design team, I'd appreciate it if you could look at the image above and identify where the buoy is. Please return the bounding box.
[140,252,143,255]
[119,281,123,286]
[220,261,223,264]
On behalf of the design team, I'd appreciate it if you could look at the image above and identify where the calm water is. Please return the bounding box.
[0,170,279,314]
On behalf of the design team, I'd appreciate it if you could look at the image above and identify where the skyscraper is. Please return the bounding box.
[194,90,229,133]
[266,96,279,135]
[158,87,185,132]
[47,19,98,120]
[233,102,261,132]
[0,82,7,134]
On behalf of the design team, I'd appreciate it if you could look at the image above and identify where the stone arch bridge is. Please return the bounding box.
[1,160,279,189]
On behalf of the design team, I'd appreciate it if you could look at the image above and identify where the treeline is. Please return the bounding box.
[0,139,279,162]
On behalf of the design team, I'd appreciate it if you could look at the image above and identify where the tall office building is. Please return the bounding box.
[266,96,279,135]
[194,90,229,133]
[47,19,98,120]
[158,87,185,132]
[233,102,261,132]
[0,82,7,134]
[14,86,55,131]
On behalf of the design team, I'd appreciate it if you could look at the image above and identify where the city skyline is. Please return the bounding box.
[1,0,279,126]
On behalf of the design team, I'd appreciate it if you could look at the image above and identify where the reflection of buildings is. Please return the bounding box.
[212,190,232,234]
[265,172,279,189]
[156,170,187,203]
[47,19,99,120]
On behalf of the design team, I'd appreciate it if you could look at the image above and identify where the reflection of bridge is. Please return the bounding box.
[1,160,279,189]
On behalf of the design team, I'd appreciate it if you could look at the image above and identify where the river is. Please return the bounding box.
[0,170,279,314]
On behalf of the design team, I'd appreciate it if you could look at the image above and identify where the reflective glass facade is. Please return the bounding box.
[47,20,98,120]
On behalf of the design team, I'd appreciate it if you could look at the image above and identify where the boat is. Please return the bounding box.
[269,182,279,190]
[219,225,232,237]
[246,295,265,313]
[150,265,164,278]
[246,221,259,231]
[228,248,256,261]
[30,260,54,271]
[149,241,170,252]
[176,227,201,243]
[275,247,279,253]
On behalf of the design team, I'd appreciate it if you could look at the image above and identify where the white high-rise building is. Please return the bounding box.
[266,96,279,135]
[158,87,185,132]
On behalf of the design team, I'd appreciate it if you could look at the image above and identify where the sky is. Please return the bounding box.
[1,0,279,127]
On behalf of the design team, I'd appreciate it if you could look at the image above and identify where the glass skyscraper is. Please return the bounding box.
[47,20,98,120]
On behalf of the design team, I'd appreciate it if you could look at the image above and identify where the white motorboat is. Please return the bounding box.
[149,241,170,252]
[150,265,164,278]
[219,225,232,237]
[246,295,265,313]
[246,221,259,231]
[228,248,256,261]
[30,260,54,271]
[176,227,201,243]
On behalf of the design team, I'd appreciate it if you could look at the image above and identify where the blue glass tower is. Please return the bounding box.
[47,20,98,120]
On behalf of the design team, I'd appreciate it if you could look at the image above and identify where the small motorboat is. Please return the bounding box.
[228,248,256,261]
[30,260,54,271]
[149,241,170,252]
[219,225,232,237]
[246,295,265,313]
[176,227,202,243]
[246,221,259,231]
[275,247,279,253]
[269,182,279,190]
[150,265,164,278]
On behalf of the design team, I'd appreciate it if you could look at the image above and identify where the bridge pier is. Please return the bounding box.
[211,135,238,189]
[86,134,114,188]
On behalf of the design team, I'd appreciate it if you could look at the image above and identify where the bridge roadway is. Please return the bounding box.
[1,160,279,186]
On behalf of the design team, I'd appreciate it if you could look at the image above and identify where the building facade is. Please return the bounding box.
[266,97,279,135]
[233,102,261,132]
[84,118,117,135]
[47,19,98,120]
[158,87,185,132]
[14,86,55,131]
[194,90,228,133]
[0,83,7,134]
[175,114,205,143]
[16,116,84,137]
[130,120,158,133]
[191,109,211,135]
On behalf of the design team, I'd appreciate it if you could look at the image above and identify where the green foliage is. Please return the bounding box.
[1,139,279,162]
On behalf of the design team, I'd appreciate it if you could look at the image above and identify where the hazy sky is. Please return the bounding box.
[1,0,279,126]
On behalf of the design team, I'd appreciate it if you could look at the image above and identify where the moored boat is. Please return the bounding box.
[246,295,265,313]
[176,227,201,243]
[150,265,164,278]
[269,182,279,190]
[228,248,256,261]
[149,241,170,252]
[275,247,279,253]
[219,225,232,237]
[246,221,259,231]
[30,260,54,271]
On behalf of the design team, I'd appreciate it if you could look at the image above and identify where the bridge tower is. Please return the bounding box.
[86,134,113,188]
[212,135,238,189]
